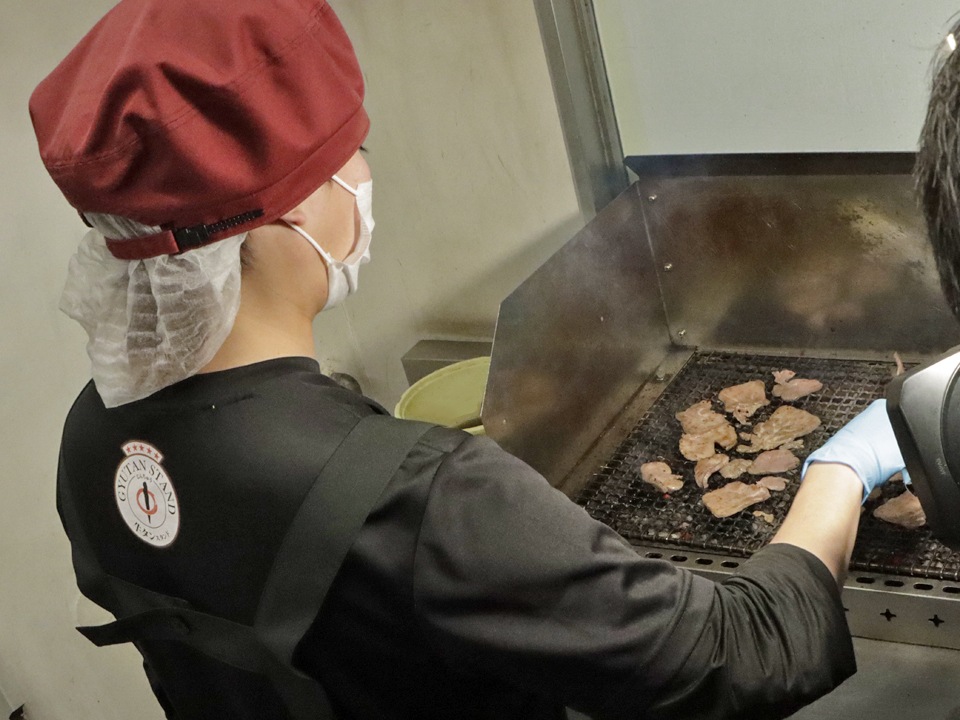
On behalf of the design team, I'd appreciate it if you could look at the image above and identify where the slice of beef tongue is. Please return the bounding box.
[772,369,823,402]
[748,448,799,475]
[675,400,727,434]
[720,458,753,479]
[738,406,821,453]
[702,481,771,518]
[694,454,729,489]
[640,461,684,493]
[756,476,788,492]
[718,380,769,424]
[873,490,926,529]
[679,423,738,460]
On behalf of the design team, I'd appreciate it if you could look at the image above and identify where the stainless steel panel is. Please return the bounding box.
[484,182,671,485]
[533,0,629,220]
[555,347,694,498]
[630,153,960,355]
[790,637,960,720]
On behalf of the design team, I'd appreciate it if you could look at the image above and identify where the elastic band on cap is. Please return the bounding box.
[104,209,264,259]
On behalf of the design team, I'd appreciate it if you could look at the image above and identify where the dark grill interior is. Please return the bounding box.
[575,350,960,580]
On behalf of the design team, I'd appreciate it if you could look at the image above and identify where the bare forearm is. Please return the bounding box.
[770,463,862,584]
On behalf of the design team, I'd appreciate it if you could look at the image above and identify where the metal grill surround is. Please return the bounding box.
[575,350,960,581]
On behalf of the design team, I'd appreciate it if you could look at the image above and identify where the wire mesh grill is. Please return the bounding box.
[575,350,960,581]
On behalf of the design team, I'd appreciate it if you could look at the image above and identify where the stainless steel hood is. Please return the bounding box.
[485,152,960,490]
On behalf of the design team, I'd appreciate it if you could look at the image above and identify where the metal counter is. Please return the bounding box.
[791,638,960,719]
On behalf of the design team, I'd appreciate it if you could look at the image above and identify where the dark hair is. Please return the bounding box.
[917,21,960,318]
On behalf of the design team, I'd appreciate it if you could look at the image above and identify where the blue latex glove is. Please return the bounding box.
[802,399,910,502]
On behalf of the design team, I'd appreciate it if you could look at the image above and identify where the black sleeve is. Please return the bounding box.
[412,436,855,720]
[643,544,855,719]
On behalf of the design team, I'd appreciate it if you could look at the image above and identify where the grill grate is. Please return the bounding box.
[575,350,960,581]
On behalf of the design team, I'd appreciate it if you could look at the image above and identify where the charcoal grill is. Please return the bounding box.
[577,348,960,650]
[483,153,960,652]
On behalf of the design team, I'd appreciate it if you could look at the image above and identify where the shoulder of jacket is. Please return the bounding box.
[416,424,476,454]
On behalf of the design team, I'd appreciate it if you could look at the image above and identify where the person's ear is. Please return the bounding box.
[279,181,333,227]
[279,204,308,227]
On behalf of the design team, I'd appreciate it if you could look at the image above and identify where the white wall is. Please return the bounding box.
[595,0,960,155]
[321,2,582,408]
[1,1,579,718]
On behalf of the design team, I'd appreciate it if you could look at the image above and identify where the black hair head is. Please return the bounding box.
[917,17,960,319]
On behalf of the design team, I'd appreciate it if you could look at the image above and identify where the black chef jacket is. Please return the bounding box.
[57,357,855,719]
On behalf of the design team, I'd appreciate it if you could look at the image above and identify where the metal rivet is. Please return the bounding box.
[663,263,673,271]
[648,194,657,202]
[677,329,687,338]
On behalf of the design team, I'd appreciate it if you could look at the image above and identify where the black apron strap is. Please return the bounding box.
[79,605,330,720]
[61,414,435,720]
[254,415,433,664]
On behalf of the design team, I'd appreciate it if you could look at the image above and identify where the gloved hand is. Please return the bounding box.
[802,399,909,502]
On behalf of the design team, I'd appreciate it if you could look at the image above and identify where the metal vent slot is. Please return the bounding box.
[575,350,960,581]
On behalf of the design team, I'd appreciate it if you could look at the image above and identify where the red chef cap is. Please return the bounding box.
[29,0,368,260]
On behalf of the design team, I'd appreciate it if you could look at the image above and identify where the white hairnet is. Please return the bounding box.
[60,213,244,407]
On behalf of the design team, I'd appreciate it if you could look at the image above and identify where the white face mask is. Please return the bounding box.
[284,174,374,311]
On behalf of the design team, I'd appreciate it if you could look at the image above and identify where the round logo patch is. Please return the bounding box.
[114,441,180,548]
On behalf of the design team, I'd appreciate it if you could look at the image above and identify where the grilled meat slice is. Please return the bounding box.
[680,423,738,461]
[640,461,684,493]
[756,476,788,492]
[772,369,823,402]
[738,406,821,453]
[719,458,753,479]
[873,489,926,529]
[718,380,769,424]
[748,448,799,475]
[675,400,727,434]
[694,454,729,489]
[702,481,771,518]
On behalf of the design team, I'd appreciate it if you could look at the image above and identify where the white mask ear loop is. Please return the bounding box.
[284,220,336,265]
[330,174,359,196]
[282,172,362,260]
